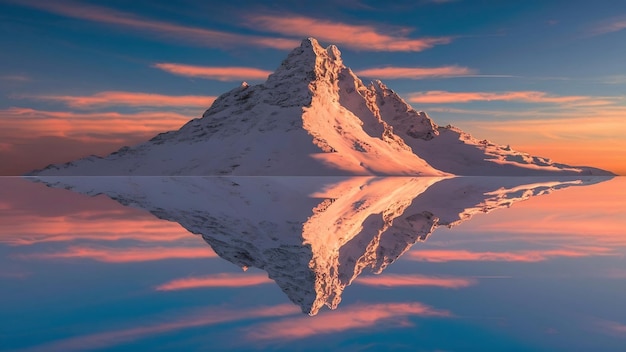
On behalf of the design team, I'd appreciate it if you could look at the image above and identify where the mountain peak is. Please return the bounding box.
[300,37,342,62]
[266,37,344,89]
[28,38,615,177]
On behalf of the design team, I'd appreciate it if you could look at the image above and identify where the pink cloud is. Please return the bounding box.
[355,274,476,288]
[407,247,614,263]
[156,273,272,291]
[18,245,218,263]
[356,65,475,79]
[247,15,452,52]
[153,63,272,81]
[16,1,297,50]
[27,304,299,351]
[407,90,599,104]
[247,302,451,340]
[31,91,216,109]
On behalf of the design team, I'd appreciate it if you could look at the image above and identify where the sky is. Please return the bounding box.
[1,0,625,175]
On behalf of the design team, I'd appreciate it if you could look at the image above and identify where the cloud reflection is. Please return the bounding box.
[246,302,451,341]
[355,274,476,288]
[25,304,299,352]
[156,273,271,291]
[407,247,614,263]
[18,245,217,263]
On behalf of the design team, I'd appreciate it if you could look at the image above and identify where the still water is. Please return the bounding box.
[1,176,625,351]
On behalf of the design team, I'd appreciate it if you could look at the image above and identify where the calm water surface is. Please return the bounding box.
[1,176,625,351]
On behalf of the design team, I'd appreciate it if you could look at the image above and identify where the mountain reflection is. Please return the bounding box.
[29,175,609,315]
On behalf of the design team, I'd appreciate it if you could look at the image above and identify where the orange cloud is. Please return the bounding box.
[247,302,451,340]
[15,1,297,50]
[356,65,475,79]
[0,107,194,175]
[0,107,191,139]
[18,245,217,263]
[247,15,452,52]
[1,215,193,245]
[156,274,272,291]
[407,247,614,263]
[407,90,607,104]
[31,91,215,109]
[28,304,299,351]
[153,63,272,81]
[355,274,475,288]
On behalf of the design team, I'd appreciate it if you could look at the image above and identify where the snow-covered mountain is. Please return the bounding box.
[29,175,608,314]
[28,38,611,176]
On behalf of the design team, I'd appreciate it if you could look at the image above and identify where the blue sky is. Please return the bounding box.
[1,0,625,174]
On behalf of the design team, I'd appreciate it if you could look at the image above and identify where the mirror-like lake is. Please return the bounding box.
[1,176,625,351]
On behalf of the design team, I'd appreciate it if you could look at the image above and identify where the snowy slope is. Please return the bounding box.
[29,39,444,176]
[28,38,612,176]
[29,175,609,314]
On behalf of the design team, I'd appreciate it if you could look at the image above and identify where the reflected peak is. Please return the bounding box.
[30,175,610,315]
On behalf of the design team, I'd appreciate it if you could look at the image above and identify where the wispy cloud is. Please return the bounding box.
[15,0,297,50]
[590,17,626,36]
[0,75,30,82]
[407,247,614,263]
[156,273,271,291]
[356,65,474,79]
[355,274,476,288]
[247,14,452,52]
[26,304,299,352]
[27,91,216,109]
[18,245,217,263]
[595,319,626,336]
[422,0,459,4]
[407,90,613,105]
[246,302,451,341]
[153,63,272,81]
[601,75,626,84]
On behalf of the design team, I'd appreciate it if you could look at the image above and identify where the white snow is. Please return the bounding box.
[28,38,613,177]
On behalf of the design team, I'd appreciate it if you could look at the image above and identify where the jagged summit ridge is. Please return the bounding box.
[28,38,613,176]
